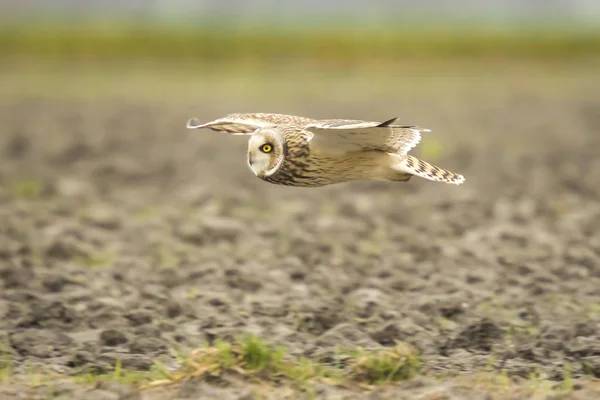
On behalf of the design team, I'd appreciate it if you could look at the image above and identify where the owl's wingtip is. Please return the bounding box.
[186,118,205,129]
[452,174,466,185]
[377,117,400,127]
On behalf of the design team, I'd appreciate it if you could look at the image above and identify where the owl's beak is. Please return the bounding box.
[248,153,253,166]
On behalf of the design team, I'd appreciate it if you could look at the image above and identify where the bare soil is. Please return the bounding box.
[1,69,600,399]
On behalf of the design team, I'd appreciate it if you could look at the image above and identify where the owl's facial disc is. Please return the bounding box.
[247,130,283,177]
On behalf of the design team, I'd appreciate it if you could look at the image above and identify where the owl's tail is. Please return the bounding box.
[395,155,465,185]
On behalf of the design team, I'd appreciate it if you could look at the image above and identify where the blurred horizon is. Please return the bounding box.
[1,0,600,29]
[1,0,599,102]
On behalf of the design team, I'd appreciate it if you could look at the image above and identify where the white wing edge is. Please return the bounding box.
[185,117,269,135]
[306,118,397,130]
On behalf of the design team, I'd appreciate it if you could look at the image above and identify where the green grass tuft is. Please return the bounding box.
[419,138,444,162]
[240,335,286,372]
[76,250,116,268]
[345,343,422,384]
[157,249,179,270]
[141,336,421,390]
[2,335,595,397]
[9,179,44,200]
[0,356,12,382]
[75,358,164,386]
[560,362,575,394]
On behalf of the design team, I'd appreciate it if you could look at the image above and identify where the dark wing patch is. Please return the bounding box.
[377,117,400,127]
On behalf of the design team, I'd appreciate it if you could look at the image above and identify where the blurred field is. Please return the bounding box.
[2,25,600,62]
[1,21,598,98]
[1,22,600,400]
[1,22,599,102]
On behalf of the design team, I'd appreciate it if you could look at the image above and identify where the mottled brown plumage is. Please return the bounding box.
[186,113,465,187]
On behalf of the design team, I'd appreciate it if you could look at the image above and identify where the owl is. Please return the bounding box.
[186,113,465,187]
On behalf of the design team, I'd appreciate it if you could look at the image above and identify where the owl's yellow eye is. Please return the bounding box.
[260,143,273,153]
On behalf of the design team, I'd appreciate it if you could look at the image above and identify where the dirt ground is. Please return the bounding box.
[1,64,600,399]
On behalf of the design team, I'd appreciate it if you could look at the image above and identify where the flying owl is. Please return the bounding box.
[186,113,465,187]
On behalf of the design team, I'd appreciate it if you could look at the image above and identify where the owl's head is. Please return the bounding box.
[247,128,285,177]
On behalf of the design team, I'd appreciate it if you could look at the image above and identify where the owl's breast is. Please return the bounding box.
[261,151,317,187]
[258,134,325,187]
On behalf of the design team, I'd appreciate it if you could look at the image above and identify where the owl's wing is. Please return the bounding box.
[306,117,430,155]
[186,113,317,135]
[186,116,267,135]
